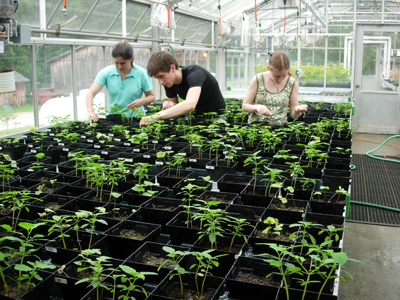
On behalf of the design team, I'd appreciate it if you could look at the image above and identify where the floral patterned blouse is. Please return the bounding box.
[248,72,295,125]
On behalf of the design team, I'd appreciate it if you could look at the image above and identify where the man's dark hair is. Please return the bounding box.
[147,50,179,77]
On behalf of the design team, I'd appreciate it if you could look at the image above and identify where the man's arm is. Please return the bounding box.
[140,87,201,127]
[162,96,179,110]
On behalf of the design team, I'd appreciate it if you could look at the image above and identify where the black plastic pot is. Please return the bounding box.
[15,154,52,168]
[141,197,183,232]
[225,203,266,222]
[166,211,202,246]
[156,168,194,188]
[276,286,338,300]
[122,185,168,206]
[81,287,147,300]
[31,145,63,164]
[267,198,309,223]
[106,220,161,242]
[225,256,281,300]
[248,221,298,255]
[205,159,239,182]
[216,173,253,193]
[0,269,55,300]
[197,190,239,209]
[151,273,225,300]
[22,170,63,182]
[192,234,248,257]
[0,143,28,160]
[127,241,190,270]
[91,234,143,261]
[20,275,89,300]
[240,185,276,208]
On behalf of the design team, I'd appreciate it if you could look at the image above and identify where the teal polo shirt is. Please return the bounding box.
[95,63,153,118]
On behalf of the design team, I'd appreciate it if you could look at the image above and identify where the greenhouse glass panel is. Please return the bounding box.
[362,46,376,77]
[16,0,40,29]
[209,51,217,75]
[0,44,33,137]
[184,49,196,66]
[197,51,207,69]
[255,54,268,73]
[37,44,73,127]
[327,49,350,88]
[225,52,234,90]
[297,48,326,88]
[173,49,184,66]
[47,0,101,33]
[238,52,245,88]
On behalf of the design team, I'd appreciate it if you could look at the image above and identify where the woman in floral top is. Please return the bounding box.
[242,51,308,125]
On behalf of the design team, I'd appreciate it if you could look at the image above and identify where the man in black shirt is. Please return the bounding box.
[139,50,226,127]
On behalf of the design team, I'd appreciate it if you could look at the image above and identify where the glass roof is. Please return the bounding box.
[14,0,400,48]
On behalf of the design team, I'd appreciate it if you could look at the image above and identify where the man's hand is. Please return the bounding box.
[162,101,176,110]
[140,116,153,128]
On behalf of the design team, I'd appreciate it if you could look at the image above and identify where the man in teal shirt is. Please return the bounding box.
[86,42,155,121]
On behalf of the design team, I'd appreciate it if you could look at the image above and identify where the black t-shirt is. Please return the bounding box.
[165,65,226,115]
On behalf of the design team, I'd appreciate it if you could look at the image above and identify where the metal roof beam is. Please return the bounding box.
[79,0,101,31]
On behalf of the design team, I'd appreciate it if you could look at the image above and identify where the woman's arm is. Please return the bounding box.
[86,82,103,122]
[289,80,308,119]
[242,75,271,116]
[126,90,156,109]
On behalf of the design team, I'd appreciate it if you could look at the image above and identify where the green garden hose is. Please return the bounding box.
[365,135,400,163]
[346,135,400,218]
[349,201,400,213]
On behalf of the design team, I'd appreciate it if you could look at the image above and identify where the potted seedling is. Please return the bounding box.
[115,264,157,300]
[225,217,253,253]
[189,250,226,300]
[73,249,115,299]
[261,167,286,197]
[157,246,189,300]
[0,160,16,192]
[178,180,207,228]
[194,201,230,250]
[132,162,153,184]
[243,150,269,194]
[0,138,28,160]
[0,190,42,232]
[41,211,73,249]
[0,222,56,298]
[131,181,159,197]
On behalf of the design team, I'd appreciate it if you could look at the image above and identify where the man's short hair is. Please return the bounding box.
[147,50,179,77]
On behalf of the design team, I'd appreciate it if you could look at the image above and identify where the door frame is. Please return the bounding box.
[352,23,400,134]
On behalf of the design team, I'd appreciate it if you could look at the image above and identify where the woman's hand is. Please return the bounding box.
[255,104,272,116]
[295,104,308,114]
[127,99,144,110]
[87,111,99,122]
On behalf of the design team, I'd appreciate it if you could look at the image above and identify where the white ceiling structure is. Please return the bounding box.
[17,0,400,49]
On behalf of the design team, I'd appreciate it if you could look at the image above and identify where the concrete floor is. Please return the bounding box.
[338,133,400,300]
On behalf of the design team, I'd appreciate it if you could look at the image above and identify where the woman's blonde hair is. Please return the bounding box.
[268,51,292,76]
